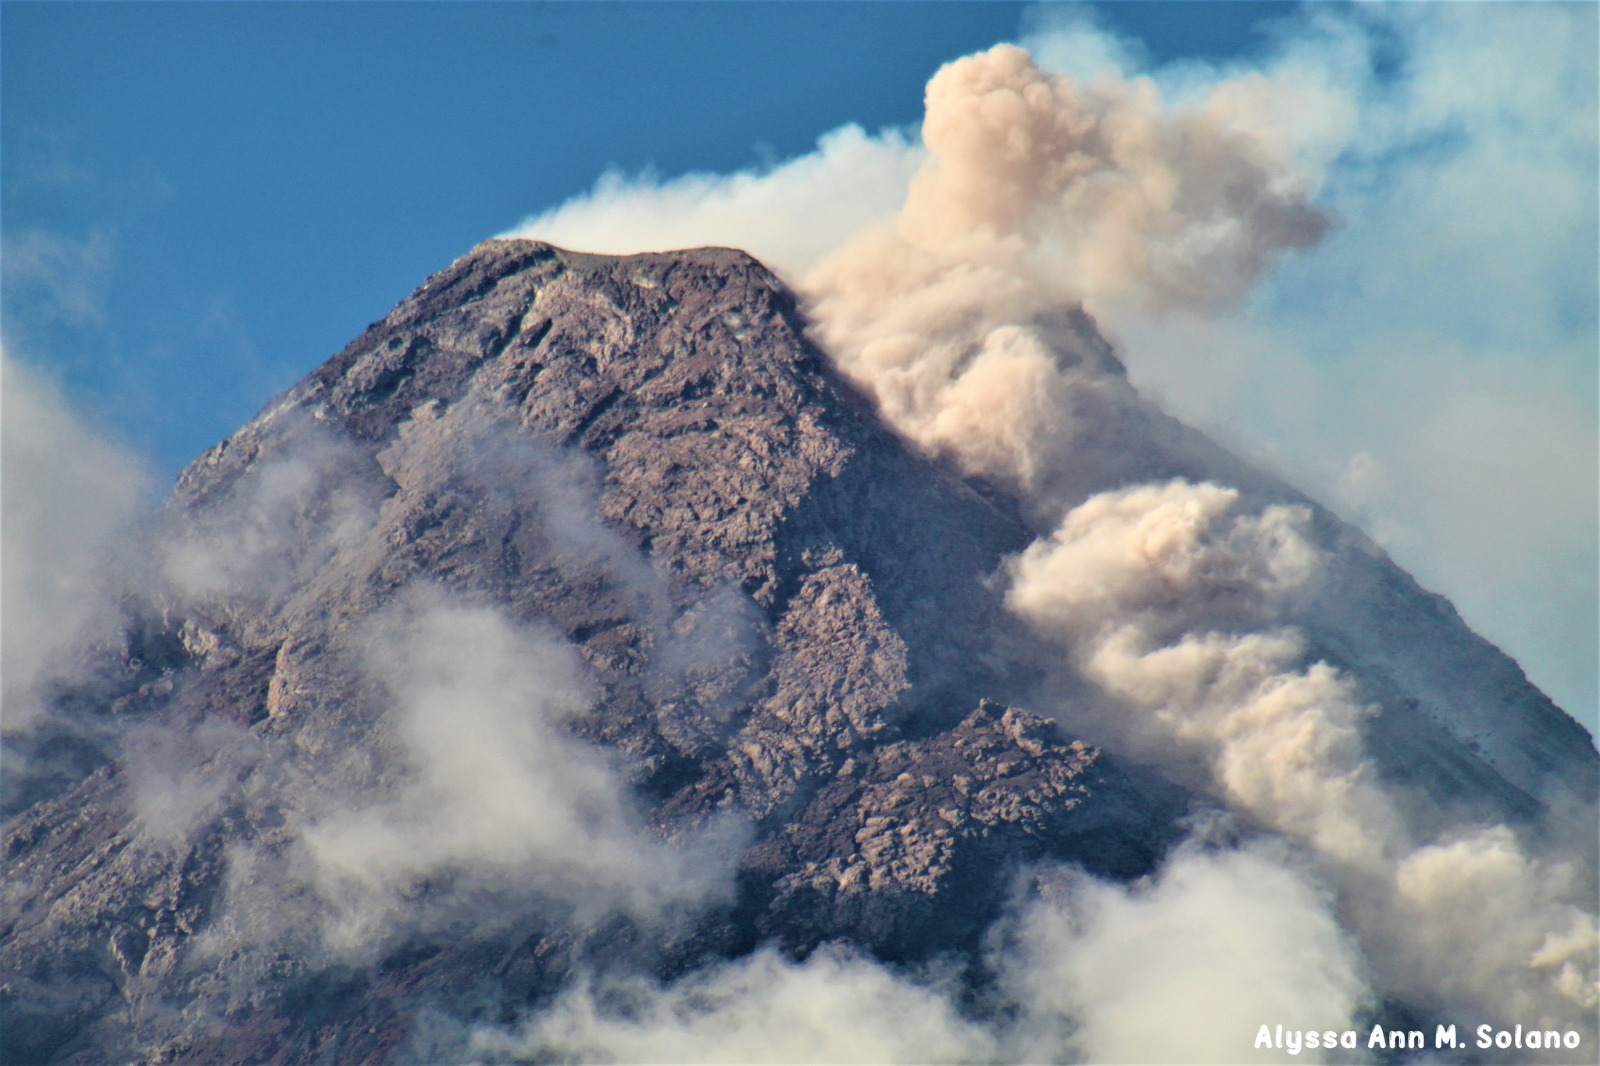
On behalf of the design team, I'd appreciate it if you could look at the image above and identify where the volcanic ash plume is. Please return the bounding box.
[801,44,1330,498]
[797,41,1600,1035]
[1004,479,1598,1031]
[1003,480,1395,871]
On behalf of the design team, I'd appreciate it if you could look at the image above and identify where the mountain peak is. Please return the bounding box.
[4,242,1594,1064]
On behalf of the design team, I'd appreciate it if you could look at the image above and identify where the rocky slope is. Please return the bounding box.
[3,240,1594,1064]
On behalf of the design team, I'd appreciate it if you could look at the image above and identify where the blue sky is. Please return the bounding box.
[3,2,1596,731]
[3,1,1290,474]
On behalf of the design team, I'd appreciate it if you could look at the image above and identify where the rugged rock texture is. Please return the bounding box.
[3,240,1593,1064]
[2,242,1182,1063]
[743,699,1170,961]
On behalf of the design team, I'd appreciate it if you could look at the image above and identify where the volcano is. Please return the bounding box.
[3,241,1594,1064]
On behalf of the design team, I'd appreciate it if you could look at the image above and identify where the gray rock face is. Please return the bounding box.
[2,240,1593,1065]
[2,242,1183,1063]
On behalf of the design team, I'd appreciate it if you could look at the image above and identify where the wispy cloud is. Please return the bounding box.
[504,124,924,284]
[474,943,999,1064]
[0,348,154,818]
[297,589,741,954]
[138,391,754,969]
[0,228,113,330]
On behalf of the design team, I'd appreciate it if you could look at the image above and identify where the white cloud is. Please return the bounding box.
[502,124,923,283]
[1376,825,1599,1028]
[158,420,379,606]
[160,394,759,961]
[474,944,998,1065]
[472,839,1370,1066]
[120,718,260,842]
[998,842,1370,1064]
[0,228,113,329]
[1,349,151,732]
[298,590,741,953]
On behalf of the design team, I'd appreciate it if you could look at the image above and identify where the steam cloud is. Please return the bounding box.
[1,349,154,816]
[300,590,738,953]
[997,840,1368,1064]
[1,350,151,731]
[166,396,751,965]
[473,944,998,1065]
[471,839,1369,1065]
[158,423,380,608]
[507,125,923,281]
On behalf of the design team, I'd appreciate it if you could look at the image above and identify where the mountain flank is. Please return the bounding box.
[2,240,1593,1064]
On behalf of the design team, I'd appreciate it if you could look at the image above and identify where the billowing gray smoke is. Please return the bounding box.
[1004,479,1596,1034]
[803,44,1329,497]
[507,31,1597,1059]
[796,40,1596,1042]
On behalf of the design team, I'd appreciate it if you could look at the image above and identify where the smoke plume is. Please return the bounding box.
[1002,480,1394,869]
[801,45,1329,499]
[1024,2,1598,727]
[509,4,1597,732]
[1004,478,1597,1032]
[508,22,1587,1037]
[786,38,1595,1040]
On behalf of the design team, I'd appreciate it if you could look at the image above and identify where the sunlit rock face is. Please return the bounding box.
[2,241,1592,1064]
